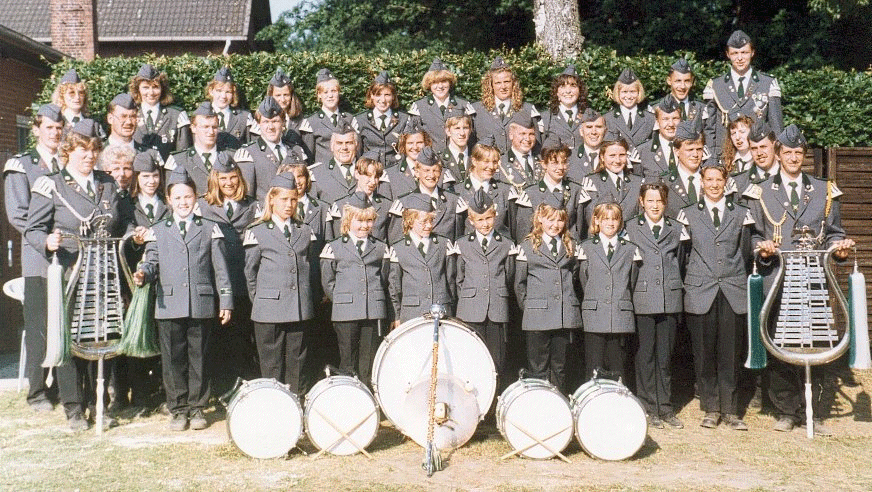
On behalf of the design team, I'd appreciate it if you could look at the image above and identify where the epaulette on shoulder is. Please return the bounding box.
[163,153,178,170]
[743,209,756,226]
[141,227,156,243]
[828,180,843,199]
[582,176,597,192]
[575,244,587,260]
[514,191,532,208]
[388,200,405,216]
[455,197,468,213]
[211,223,224,239]
[633,247,643,262]
[511,243,527,261]
[386,245,399,262]
[407,102,420,116]
[319,243,334,260]
[679,224,690,241]
[577,188,591,204]
[243,228,259,246]
[742,182,762,200]
[298,118,313,133]
[176,110,190,127]
[233,147,254,163]
[675,208,689,226]
[3,157,24,174]
[446,240,461,256]
[31,175,56,197]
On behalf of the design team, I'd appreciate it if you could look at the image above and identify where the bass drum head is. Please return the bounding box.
[572,379,647,461]
[304,376,380,456]
[372,317,496,435]
[226,378,303,459]
[497,378,573,460]
[401,375,480,451]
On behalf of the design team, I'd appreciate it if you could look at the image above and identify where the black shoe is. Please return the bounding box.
[169,413,188,431]
[68,412,89,431]
[647,413,664,429]
[189,410,207,430]
[773,416,796,432]
[30,399,54,412]
[700,412,720,428]
[662,413,684,429]
[723,414,748,431]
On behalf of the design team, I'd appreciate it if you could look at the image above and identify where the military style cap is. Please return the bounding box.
[71,118,101,138]
[374,70,391,85]
[508,111,533,129]
[344,191,373,209]
[192,101,216,117]
[561,64,578,77]
[133,149,162,173]
[542,134,564,148]
[110,93,137,110]
[269,68,291,88]
[468,188,494,214]
[36,103,63,123]
[580,108,602,123]
[617,68,638,85]
[541,189,567,209]
[212,152,237,174]
[270,172,297,190]
[257,96,283,119]
[490,56,509,70]
[288,145,307,162]
[137,64,160,80]
[428,57,447,72]
[167,166,191,186]
[748,119,773,143]
[333,120,355,135]
[444,106,466,120]
[316,68,335,84]
[777,124,807,148]
[402,193,435,212]
[402,118,425,135]
[656,94,681,114]
[213,66,233,83]
[361,150,384,163]
[727,30,752,49]
[59,69,81,84]
[603,128,623,142]
[674,118,703,142]
[670,58,692,74]
[417,147,440,167]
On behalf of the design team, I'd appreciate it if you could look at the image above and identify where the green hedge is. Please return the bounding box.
[38,44,872,147]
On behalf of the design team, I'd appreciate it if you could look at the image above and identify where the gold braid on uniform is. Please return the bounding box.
[825,181,834,218]
[759,199,787,246]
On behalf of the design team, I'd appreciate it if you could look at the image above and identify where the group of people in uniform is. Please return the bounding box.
[3,28,855,438]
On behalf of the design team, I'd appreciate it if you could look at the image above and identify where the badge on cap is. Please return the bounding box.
[137,64,160,81]
[258,96,283,119]
[213,66,233,83]
[192,101,216,117]
[374,70,392,85]
[167,165,191,185]
[617,68,638,85]
[59,69,81,84]
[656,94,680,114]
[269,68,291,88]
[428,58,447,72]
[476,134,498,149]
[748,119,773,143]
[36,104,63,123]
[71,118,102,138]
[211,152,237,174]
[111,93,137,111]
[133,149,163,173]
[490,57,509,70]
[270,172,297,190]
[670,58,692,74]
[777,124,807,148]
[508,111,534,129]
[316,68,335,84]
[580,108,602,123]
[417,147,440,167]
[727,30,752,49]
[468,188,494,214]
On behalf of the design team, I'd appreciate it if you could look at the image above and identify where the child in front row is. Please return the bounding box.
[578,202,640,384]
[134,166,233,432]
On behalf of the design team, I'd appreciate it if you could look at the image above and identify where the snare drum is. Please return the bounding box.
[570,378,647,461]
[225,378,303,459]
[372,316,496,442]
[304,375,380,456]
[496,378,573,459]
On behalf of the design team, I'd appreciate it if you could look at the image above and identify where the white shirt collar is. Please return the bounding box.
[194,145,217,159]
[542,233,561,253]
[645,216,665,231]
[583,145,599,157]
[542,175,563,192]
[475,230,494,245]
[433,94,449,107]
[298,194,310,207]
[658,135,673,156]
[373,108,392,121]
[141,102,160,116]
[448,142,468,161]
[272,217,292,232]
[620,105,637,122]
[606,169,624,185]
[677,164,700,187]
[409,231,430,251]
[63,110,82,122]
[173,212,193,229]
[559,104,576,119]
[36,145,58,169]
[351,234,367,249]
[511,147,530,159]
[322,107,336,119]
[468,174,486,191]
[138,194,158,210]
[731,68,752,90]
[780,170,802,189]
[418,185,439,199]
[67,168,94,193]
[495,98,511,110]
[599,232,617,252]
[107,134,134,148]
[704,195,726,212]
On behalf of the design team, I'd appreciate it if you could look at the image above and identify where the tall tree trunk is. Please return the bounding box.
[533,0,584,61]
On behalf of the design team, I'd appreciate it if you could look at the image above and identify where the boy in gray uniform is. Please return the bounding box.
[472,57,540,154]
[539,65,589,151]
[390,147,463,242]
[164,102,235,196]
[3,104,64,412]
[632,95,682,180]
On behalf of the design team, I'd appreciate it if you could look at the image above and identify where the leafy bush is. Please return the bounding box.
[39,45,872,147]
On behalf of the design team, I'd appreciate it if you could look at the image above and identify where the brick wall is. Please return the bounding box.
[50,0,97,61]
[0,59,48,154]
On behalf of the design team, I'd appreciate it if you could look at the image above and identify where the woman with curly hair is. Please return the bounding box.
[540,65,590,149]
[471,56,540,154]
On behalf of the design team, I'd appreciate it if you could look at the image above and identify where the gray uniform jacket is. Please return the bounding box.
[4,150,55,277]
[581,170,643,224]
[660,167,738,219]
[309,159,357,203]
[133,105,191,159]
[703,70,783,154]
[388,234,456,323]
[408,94,474,152]
[217,107,253,149]
[233,138,287,201]
[453,231,515,323]
[25,169,132,270]
[603,105,655,149]
[540,109,582,149]
[510,178,590,241]
[129,195,170,227]
[299,110,354,165]
[623,215,684,314]
[514,238,582,331]
[243,220,317,323]
[498,150,543,190]
[352,110,412,167]
[164,148,236,197]
[455,177,511,236]
[299,194,333,243]
[631,135,676,181]
[731,165,774,205]
[140,215,233,319]
[380,157,455,200]
[197,197,257,297]
[578,236,641,334]
[320,234,390,321]
[330,192,392,242]
[567,146,599,184]
[471,101,540,154]
[438,148,470,183]
[390,188,462,242]
[676,198,755,315]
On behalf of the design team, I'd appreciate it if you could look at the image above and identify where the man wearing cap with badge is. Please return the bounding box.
[232,96,291,201]
[660,119,710,219]
[748,124,854,434]
[653,58,712,124]
[634,95,683,181]
[391,147,463,242]
[4,103,64,412]
[472,57,541,154]
[566,108,607,183]
[732,119,780,204]
[439,106,474,182]
[130,63,192,159]
[309,121,360,202]
[104,93,142,152]
[498,112,542,189]
[164,102,236,196]
[408,57,475,152]
[703,30,784,157]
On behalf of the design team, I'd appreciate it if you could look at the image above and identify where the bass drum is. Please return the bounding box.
[372,316,496,448]
[496,378,574,459]
[225,378,303,459]
[304,375,380,456]
[570,378,647,461]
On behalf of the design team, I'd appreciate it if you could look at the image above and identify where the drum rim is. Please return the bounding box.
[496,378,573,459]
[225,378,304,459]
[571,383,647,461]
[303,375,380,455]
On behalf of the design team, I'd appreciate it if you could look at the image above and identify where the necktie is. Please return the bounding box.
[607,242,614,261]
[379,114,387,131]
[218,112,226,131]
[736,159,746,172]
[737,76,746,98]
[356,240,364,256]
[523,154,533,176]
[331,114,338,127]
[71,116,80,124]
[668,148,676,168]
[680,103,687,120]
[179,220,187,238]
[203,153,212,171]
[146,110,155,132]
[457,153,465,171]
[297,202,305,220]
[481,237,488,252]
[588,152,597,165]
[146,203,155,222]
[283,224,291,239]
[687,175,697,204]
[550,237,559,257]
[86,180,95,198]
[712,207,721,228]
[652,225,661,239]
[226,202,234,220]
[50,157,59,173]
[763,171,771,180]
[418,241,426,257]
[343,165,354,185]
[498,103,506,120]
[440,105,446,116]
[615,176,622,191]
[565,109,574,123]
[627,112,634,130]
[789,182,799,209]
[275,144,284,162]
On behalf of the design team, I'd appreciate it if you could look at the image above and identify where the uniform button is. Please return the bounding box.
[606,300,611,304]
[655,280,661,285]
[654,249,659,254]
[291,285,296,289]
[291,269,296,273]
[182,283,187,287]
[655,266,661,270]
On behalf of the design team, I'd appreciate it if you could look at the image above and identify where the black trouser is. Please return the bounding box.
[635,313,678,416]
[333,319,382,386]
[254,320,308,394]
[157,318,212,416]
[208,297,257,396]
[23,276,53,404]
[686,291,743,415]
[466,318,507,379]
[584,332,628,383]
[526,329,572,393]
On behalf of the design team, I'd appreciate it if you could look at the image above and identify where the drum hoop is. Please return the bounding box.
[225,378,303,458]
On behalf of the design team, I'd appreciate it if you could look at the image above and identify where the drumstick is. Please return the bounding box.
[503,419,572,463]
[310,407,375,459]
[499,425,572,461]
